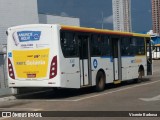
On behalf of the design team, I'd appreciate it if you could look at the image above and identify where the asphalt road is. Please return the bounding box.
[0,60,160,120]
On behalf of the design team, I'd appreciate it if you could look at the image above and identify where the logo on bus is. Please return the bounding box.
[93,59,98,69]
[8,52,12,57]
[131,59,142,63]
[17,31,41,42]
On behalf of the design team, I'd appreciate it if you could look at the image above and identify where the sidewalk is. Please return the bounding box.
[0,89,15,102]
[0,95,16,101]
[0,88,52,102]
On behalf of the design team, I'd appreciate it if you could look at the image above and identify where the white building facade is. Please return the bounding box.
[112,0,132,32]
[39,14,80,26]
[0,0,80,96]
[0,0,39,96]
[0,0,39,45]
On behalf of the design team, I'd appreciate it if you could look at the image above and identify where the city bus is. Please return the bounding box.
[147,36,160,59]
[7,24,152,91]
[151,44,160,59]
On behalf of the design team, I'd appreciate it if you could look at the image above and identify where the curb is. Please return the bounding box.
[0,96,16,102]
[0,89,52,102]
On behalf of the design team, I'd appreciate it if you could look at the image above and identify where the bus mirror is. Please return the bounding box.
[6,31,8,36]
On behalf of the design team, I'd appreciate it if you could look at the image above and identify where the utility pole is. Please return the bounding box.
[101,11,104,29]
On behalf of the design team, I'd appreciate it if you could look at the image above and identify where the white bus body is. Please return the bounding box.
[7,24,152,90]
[7,24,61,87]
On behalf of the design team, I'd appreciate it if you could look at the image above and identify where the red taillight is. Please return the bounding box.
[49,56,57,79]
[8,58,15,79]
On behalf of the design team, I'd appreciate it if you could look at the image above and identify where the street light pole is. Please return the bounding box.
[101,11,104,29]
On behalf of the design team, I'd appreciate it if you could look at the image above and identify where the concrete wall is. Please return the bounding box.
[0,0,39,96]
[0,0,39,44]
[0,1,80,96]
[0,53,13,96]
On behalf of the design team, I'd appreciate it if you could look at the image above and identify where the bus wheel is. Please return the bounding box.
[96,71,105,92]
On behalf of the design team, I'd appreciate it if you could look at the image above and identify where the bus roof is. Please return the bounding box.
[61,25,150,38]
[7,24,150,38]
[155,44,160,46]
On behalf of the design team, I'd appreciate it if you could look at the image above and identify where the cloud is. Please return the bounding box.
[103,15,113,24]
[60,12,69,17]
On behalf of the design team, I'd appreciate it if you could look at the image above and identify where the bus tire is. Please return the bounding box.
[96,71,106,92]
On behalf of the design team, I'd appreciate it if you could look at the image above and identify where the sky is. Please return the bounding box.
[38,0,152,33]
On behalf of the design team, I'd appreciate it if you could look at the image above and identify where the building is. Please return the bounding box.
[152,0,160,35]
[0,0,39,45]
[0,0,39,96]
[0,0,80,96]
[0,1,80,46]
[112,0,132,32]
[39,14,80,26]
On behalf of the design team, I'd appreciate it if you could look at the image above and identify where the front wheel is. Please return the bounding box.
[96,71,106,92]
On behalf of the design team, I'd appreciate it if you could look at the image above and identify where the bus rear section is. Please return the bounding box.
[7,24,60,87]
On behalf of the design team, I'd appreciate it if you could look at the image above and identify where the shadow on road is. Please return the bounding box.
[15,78,151,100]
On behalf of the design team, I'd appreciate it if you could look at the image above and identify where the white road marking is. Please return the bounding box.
[15,79,160,102]
[140,95,160,102]
[0,80,158,120]
[73,79,160,101]
[33,109,43,111]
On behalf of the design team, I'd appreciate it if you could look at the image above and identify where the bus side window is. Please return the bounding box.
[134,37,145,55]
[91,34,111,57]
[60,31,78,58]
[91,34,101,56]
[121,37,132,56]
[121,37,146,56]
[129,38,136,55]
[101,35,110,56]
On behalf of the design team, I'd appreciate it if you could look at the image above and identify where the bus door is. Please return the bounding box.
[112,38,122,82]
[146,38,152,75]
[78,35,91,86]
